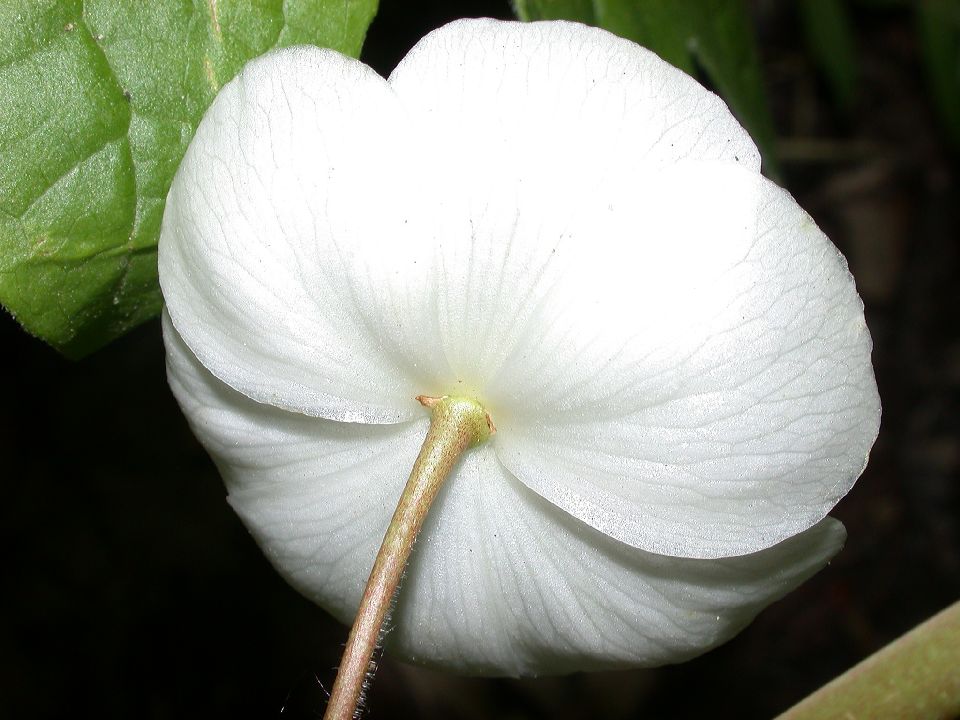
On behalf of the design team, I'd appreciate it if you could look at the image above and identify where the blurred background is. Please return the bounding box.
[2,1,958,718]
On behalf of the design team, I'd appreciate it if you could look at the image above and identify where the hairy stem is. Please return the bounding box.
[324,395,494,720]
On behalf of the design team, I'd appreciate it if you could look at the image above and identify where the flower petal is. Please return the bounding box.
[394,449,845,675]
[389,19,759,175]
[165,312,846,674]
[159,46,423,424]
[356,18,762,405]
[492,164,880,559]
[163,311,425,620]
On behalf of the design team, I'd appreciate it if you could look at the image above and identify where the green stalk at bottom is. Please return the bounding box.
[323,395,493,720]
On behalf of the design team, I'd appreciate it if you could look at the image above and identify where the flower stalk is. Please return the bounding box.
[324,395,494,720]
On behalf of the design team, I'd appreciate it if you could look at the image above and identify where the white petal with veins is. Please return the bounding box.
[160,47,423,424]
[165,311,846,673]
[395,449,844,674]
[492,165,880,558]
[164,311,421,619]
[369,19,762,402]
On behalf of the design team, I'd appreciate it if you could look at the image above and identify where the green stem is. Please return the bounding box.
[323,395,494,720]
[776,600,960,720]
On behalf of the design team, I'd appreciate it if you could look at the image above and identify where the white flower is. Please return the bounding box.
[159,19,880,675]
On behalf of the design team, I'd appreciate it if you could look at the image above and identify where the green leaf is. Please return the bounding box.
[0,0,378,358]
[514,0,781,178]
[917,0,960,149]
[799,0,860,115]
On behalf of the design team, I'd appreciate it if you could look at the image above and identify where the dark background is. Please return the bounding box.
[3,1,958,718]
